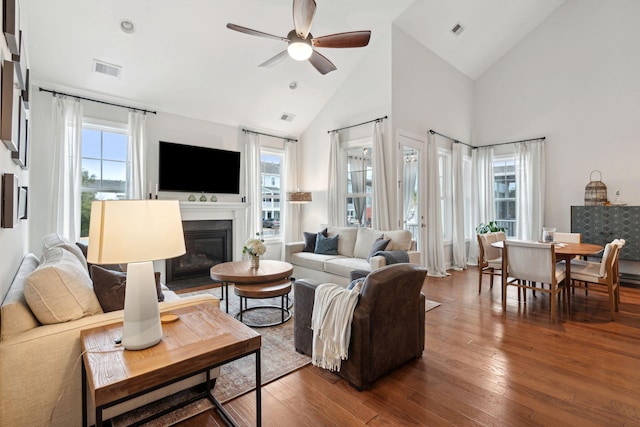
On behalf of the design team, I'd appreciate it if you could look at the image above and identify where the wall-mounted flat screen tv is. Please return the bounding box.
[159,141,241,194]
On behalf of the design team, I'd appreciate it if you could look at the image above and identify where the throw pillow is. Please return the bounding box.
[91,265,165,313]
[24,248,103,324]
[303,228,328,253]
[315,232,339,255]
[367,238,390,260]
[347,277,365,291]
[76,242,125,276]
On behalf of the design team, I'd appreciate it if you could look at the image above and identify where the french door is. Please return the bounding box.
[397,130,426,263]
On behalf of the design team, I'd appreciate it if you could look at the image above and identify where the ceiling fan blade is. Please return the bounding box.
[308,50,336,75]
[293,0,316,39]
[312,31,371,48]
[226,23,288,43]
[259,50,289,68]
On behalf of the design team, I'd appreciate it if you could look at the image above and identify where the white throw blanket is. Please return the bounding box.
[311,282,362,371]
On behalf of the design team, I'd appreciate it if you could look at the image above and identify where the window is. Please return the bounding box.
[345,144,372,228]
[438,151,451,240]
[261,150,283,237]
[463,157,472,240]
[80,122,128,237]
[493,157,516,236]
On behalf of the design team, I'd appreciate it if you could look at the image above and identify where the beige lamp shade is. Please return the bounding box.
[287,191,312,203]
[87,199,186,264]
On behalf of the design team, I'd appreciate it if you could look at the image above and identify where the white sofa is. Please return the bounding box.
[0,235,220,427]
[285,226,421,286]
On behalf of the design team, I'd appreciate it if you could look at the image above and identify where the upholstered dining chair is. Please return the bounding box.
[501,240,567,322]
[570,239,625,320]
[477,232,506,293]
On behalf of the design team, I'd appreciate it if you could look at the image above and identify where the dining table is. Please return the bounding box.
[491,240,604,310]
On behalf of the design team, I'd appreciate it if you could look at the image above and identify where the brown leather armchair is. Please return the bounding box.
[294,263,427,390]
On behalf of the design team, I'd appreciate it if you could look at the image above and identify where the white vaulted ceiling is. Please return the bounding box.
[21,0,565,135]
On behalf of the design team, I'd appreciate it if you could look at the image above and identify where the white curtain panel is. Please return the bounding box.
[283,140,298,242]
[451,143,466,270]
[126,110,146,199]
[468,146,495,265]
[515,140,545,241]
[425,133,447,277]
[327,131,343,226]
[50,96,83,240]
[245,132,262,239]
[371,121,390,230]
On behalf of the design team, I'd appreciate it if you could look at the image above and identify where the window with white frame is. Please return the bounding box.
[493,156,516,236]
[345,143,372,228]
[80,121,128,238]
[438,150,451,241]
[463,156,472,240]
[261,149,283,237]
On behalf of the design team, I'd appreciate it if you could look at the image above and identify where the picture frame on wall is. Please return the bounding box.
[1,173,18,228]
[11,30,26,90]
[17,185,27,220]
[1,60,18,151]
[3,0,20,55]
[11,101,27,168]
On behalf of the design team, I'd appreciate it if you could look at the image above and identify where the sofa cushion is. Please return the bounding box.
[289,252,347,271]
[368,238,390,260]
[303,228,327,253]
[315,233,339,255]
[24,248,103,324]
[327,226,358,257]
[383,230,413,251]
[91,265,165,312]
[324,257,371,278]
[42,233,89,271]
[0,254,41,339]
[353,228,384,259]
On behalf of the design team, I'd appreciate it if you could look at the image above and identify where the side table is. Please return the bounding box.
[81,302,261,427]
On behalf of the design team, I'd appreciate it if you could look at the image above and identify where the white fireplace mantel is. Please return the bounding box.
[178,201,248,261]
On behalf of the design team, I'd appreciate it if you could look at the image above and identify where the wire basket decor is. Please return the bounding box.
[585,170,608,206]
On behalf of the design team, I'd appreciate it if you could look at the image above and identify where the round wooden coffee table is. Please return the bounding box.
[210,260,294,327]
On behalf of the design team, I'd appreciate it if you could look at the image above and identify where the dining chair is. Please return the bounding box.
[569,239,625,320]
[554,232,582,244]
[477,232,506,293]
[501,240,567,322]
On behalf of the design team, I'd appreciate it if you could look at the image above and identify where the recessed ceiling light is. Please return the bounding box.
[120,19,136,34]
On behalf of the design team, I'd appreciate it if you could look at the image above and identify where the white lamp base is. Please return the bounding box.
[122,261,162,350]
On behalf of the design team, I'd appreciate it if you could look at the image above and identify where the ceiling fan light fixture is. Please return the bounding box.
[288,40,312,61]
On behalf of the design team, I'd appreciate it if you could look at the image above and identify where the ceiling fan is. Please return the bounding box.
[226,0,371,75]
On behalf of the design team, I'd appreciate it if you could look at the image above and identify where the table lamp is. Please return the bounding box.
[87,200,186,350]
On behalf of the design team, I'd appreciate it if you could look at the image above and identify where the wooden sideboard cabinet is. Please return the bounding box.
[571,205,640,261]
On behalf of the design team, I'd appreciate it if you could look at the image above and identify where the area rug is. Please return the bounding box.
[111,286,310,426]
[426,300,441,312]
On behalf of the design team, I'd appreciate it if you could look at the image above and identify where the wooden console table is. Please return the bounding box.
[81,302,261,427]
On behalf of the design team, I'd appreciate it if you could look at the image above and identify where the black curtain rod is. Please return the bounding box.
[429,129,473,148]
[242,129,297,142]
[429,129,545,149]
[478,136,546,149]
[39,87,157,115]
[328,115,388,134]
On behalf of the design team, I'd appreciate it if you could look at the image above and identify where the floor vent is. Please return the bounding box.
[93,60,122,78]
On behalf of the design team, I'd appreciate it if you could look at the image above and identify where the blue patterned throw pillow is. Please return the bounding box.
[315,232,339,255]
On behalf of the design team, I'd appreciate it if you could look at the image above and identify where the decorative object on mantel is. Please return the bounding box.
[199,193,207,202]
[612,190,627,206]
[243,233,266,269]
[188,194,196,202]
[584,170,608,206]
[210,195,217,202]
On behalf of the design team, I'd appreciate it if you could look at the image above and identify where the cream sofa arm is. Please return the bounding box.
[369,251,422,270]
[285,241,305,262]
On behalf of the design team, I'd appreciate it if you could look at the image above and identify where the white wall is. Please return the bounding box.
[474,0,640,234]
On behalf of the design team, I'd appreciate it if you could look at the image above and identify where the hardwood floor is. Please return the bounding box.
[188,268,640,426]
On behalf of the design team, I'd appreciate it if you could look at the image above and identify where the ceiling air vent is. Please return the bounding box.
[451,23,464,36]
[280,112,295,122]
[93,60,122,78]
